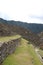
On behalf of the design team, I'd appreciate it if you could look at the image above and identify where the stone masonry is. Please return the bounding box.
[0,38,21,64]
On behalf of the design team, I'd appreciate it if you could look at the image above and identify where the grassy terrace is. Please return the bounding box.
[28,44,43,65]
[0,35,21,42]
[2,38,43,65]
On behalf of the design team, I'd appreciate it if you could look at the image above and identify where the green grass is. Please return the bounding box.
[28,44,43,65]
[0,35,21,42]
[2,38,43,65]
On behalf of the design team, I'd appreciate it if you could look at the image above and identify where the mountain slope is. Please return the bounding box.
[0,18,43,33]
[0,18,43,49]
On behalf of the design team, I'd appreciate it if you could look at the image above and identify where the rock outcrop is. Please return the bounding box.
[0,38,21,64]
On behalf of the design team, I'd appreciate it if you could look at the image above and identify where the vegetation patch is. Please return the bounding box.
[28,44,43,65]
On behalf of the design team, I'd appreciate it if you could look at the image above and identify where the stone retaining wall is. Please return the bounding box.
[0,38,21,64]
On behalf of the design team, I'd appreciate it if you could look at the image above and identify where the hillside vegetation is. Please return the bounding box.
[0,18,43,33]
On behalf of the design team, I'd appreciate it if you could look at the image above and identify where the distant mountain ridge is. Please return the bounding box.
[0,18,43,33]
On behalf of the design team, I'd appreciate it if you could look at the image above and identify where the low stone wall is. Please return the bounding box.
[0,38,21,64]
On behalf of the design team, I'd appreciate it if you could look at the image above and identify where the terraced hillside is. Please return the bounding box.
[0,18,43,49]
[2,38,43,65]
[0,35,21,64]
[0,22,40,48]
[0,18,43,65]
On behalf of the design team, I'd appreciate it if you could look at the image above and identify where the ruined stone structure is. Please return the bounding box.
[0,38,21,64]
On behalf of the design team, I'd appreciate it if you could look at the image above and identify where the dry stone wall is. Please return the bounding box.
[0,38,21,64]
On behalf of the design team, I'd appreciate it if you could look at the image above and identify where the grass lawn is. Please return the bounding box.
[0,35,21,42]
[28,44,43,65]
[2,38,43,65]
